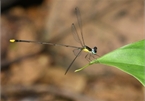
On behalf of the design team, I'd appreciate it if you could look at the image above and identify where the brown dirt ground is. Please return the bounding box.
[1,0,144,101]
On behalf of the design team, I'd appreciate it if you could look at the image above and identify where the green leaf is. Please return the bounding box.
[75,40,145,86]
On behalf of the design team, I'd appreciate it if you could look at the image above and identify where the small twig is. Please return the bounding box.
[1,51,41,71]
[2,85,104,101]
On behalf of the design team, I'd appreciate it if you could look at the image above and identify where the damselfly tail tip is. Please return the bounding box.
[10,39,16,43]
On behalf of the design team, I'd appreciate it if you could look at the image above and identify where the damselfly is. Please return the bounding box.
[10,7,98,74]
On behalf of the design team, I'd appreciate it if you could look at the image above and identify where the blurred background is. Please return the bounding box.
[1,0,144,101]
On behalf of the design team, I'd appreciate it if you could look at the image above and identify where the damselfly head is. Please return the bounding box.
[92,46,97,54]
[94,47,97,50]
